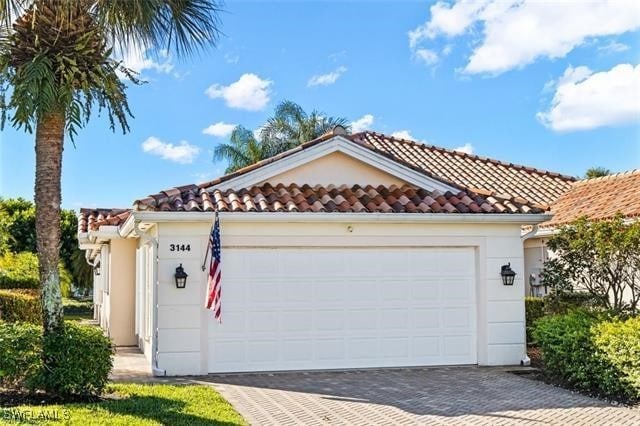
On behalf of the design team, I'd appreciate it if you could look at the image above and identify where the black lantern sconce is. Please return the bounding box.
[175,264,188,289]
[501,263,516,286]
[94,263,101,276]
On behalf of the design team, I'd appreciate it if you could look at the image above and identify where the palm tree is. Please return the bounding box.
[214,125,266,173]
[584,167,611,179]
[260,100,350,152]
[214,100,349,172]
[0,1,222,339]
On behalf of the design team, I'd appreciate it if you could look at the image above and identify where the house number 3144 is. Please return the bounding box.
[169,244,191,252]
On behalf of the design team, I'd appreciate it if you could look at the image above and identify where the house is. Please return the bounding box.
[523,169,640,297]
[78,128,577,376]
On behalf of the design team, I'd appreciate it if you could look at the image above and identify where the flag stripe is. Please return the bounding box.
[206,212,222,322]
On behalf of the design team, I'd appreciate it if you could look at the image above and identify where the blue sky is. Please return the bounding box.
[1,0,639,210]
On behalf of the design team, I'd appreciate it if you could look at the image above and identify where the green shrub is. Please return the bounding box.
[0,251,72,297]
[0,251,39,289]
[544,290,605,314]
[0,289,41,323]
[593,317,640,399]
[0,322,42,389]
[533,309,634,401]
[525,296,545,343]
[39,322,113,396]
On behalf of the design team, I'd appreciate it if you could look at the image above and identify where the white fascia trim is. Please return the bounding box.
[133,211,551,225]
[211,136,458,193]
[88,226,121,241]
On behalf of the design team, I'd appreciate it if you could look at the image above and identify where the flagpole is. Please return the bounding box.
[201,208,217,271]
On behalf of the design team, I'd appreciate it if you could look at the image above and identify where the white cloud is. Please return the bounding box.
[224,53,240,64]
[414,49,439,65]
[537,63,640,132]
[391,130,416,140]
[202,121,236,138]
[598,40,630,54]
[205,73,272,111]
[409,0,640,75]
[350,114,374,133]
[307,66,348,87]
[454,143,474,154]
[142,136,200,164]
[118,44,174,76]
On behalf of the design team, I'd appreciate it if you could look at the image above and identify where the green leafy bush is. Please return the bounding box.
[0,322,42,389]
[0,251,39,289]
[39,322,113,396]
[525,296,545,343]
[0,322,113,396]
[0,251,72,296]
[0,289,41,323]
[534,309,639,401]
[593,317,640,399]
[544,291,605,314]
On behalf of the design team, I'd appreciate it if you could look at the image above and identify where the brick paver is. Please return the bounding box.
[201,367,640,425]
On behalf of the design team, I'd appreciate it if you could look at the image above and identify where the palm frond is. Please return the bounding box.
[94,0,224,59]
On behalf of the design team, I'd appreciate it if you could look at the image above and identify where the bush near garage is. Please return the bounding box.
[0,322,113,397]
[0,288,41,323]
[525,296,545,343]
[533,309,640,402]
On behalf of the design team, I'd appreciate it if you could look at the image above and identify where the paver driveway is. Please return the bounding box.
[203,367,640,425]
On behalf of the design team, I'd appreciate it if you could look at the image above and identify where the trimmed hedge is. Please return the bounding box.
[525,296,545,343]
[0,251,72,296]
[0,289,41,323]
[533,309,640,402]
[593,317,640,397]
[0,322,41,389]
[0,322,113,397]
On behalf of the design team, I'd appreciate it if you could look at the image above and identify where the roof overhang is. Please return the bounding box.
[210,136,460,193]
[132,210,551,225]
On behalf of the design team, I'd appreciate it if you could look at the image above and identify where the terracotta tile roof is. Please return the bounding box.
[198,131,575,207]
[134,183,543,214]
[352,132,575,206]
[79,208,131,233]
[543,169,640,227]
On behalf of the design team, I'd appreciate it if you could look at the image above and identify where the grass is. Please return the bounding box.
[62,297,93,322]
[1,384,246,425]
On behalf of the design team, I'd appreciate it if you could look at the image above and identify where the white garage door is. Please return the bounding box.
[208,247,477,373]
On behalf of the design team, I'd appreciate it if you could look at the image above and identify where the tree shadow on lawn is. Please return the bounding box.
[98,394,242,425]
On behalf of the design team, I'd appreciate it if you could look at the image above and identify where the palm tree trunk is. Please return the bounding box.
[35,111,65,333]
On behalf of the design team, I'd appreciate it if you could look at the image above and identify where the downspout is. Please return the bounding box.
[134,221,165,376]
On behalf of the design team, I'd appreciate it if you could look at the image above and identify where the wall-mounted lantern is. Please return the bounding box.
[175,264,188,289]
[95,263,101,276]
[501,263,516,286]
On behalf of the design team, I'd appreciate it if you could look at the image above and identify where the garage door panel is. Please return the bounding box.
[209,247,477,373]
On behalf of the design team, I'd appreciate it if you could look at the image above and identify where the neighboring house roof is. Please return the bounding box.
[133,183,543,214]
[542,169,640,228]
[79,208,131,233]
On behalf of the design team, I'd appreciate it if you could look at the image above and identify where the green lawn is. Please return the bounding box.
[2,384,246,425]
[62,297,93,322]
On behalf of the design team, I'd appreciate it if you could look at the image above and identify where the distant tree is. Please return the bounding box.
[541,215,640,314]
[585,167,611,179]
[214,101,349,172]
[259,100,350,153]
[214,126,268,173]
[0,198,92,290]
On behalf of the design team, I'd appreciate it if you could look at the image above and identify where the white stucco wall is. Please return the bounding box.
[151,218,527,376]
[265,151,408,187]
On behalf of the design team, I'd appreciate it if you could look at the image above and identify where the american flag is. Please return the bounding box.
[205,211,222,322]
